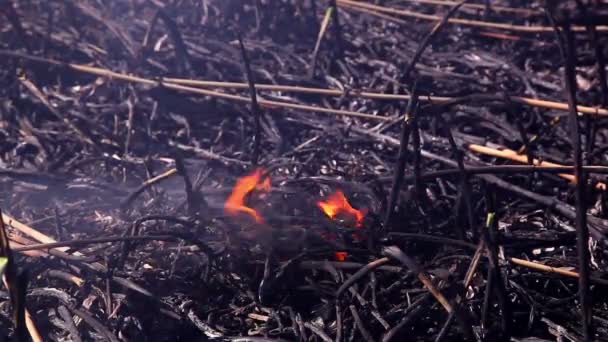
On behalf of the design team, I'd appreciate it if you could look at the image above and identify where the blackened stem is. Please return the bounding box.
[383,83,419,232]
[399,0,468,86]
[483,186,511,337]
[237,33,262,166]
[446,128,475,240]
[329,0,343,60]
[564,23,592,341]
[547,10,592,339]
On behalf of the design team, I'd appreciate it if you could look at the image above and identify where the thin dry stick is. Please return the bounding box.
[349,305,376,342]
[2,213,62,248]
[463,240,485,288]
[0,50,385,122]
[336,0,608,32]
[120,168,178,208]
[0,212,43,342]
[382,246,452,313]
[467,143,607,190]
[5,213,155,299]
[310,5,334,77]
[336,257,392,297]
[3,49,607,117]
[159,78,608,117]
[509,257,608,286]
[13,235,177,252]
[394,0,539,15]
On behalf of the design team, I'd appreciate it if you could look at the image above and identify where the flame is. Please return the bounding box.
[317,190,365,227]
[335,251,348,261]
[224,168,270,223]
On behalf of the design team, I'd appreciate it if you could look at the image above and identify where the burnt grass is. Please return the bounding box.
[1,0,608,341]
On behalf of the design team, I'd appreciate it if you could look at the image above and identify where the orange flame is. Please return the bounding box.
[317,190,365,227]
[335,251,348,261]
[224,168,270,223]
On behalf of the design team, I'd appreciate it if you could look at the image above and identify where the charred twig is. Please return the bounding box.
[120,215,194,267]
[5,214,162,300]
[434,310,456,342]
[547,9,592,339]
[300,260,402,273]
[355,127,608,241]
[53,206,64,241]
[237,33,262,166]
[446,127,475,240]
[481,193,511,336]
[258,251,273,304]
[155,7,192,75]
[383,294,431,342]
[68,0,136,58]
[410,102,423,202]
[399,0,467,85]
[0,0,31,51]
[68,306,119,342]
[170,142,250,166]
[349,305,375,342]
[303,322,333,342]
[18,76,97,148]
[575,1,608,158]
[434,237,483,340]
[480,262,493,330]
[541,318,582,342]
[46,270,84,287]
[120,168,178,209]
[387,233,476,249]
[382,246,473,338]
[186,309,223,338]
[383,84,419,231]
[336,257,392,297]
[104,255,113,319]
[124,94,135,155]
[57,305,82,342]
[172,152,197,216]
[329,0,343,60]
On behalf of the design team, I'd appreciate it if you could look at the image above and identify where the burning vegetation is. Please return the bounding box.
[317,190,366,227]
[224,168,270,224]
[1,1,608,341]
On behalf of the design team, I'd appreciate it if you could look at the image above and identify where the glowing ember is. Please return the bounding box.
[317,190,366,227]
[224,168,270,223]
[335,251,348,261]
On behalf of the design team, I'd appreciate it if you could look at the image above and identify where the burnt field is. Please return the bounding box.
[1,1,608,341]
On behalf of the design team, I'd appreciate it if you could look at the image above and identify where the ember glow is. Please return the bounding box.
[224,168,270,223]
[317,190,365,227]
[334,251,348,261]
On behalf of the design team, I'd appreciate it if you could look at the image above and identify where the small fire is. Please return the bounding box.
[334,251,348,261]
[224,168,270,223]
[317,190,366,227]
